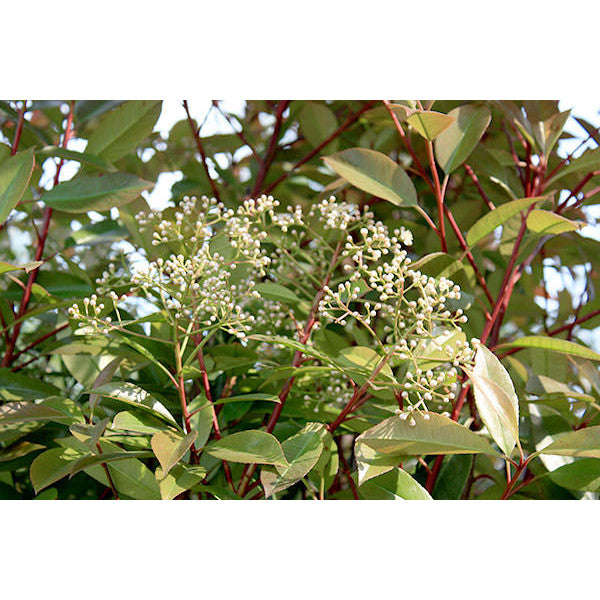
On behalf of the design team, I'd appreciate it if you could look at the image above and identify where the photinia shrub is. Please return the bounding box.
[2,99,600,499]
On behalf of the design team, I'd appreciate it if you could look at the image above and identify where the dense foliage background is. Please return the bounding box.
[2,99,600,500]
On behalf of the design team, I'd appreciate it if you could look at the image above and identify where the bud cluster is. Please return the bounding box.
[67,193,475,419]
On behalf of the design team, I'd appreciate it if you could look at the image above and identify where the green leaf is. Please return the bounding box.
[0,148,35,223]
[545,147,600,187]
[332,346,394,382]
[41,172,153,213]
[70,417,110,449]
[214,393,280,405]
[356,412,497,460]
[67,450,153,478]
[432,454,472,499]
[262,430,324,497]
[0,440,45,463]
[298,101,339,151]
[540,426,600,459]
[0,370,60,401]
[434,104,491,173]
[88,357,123,414]
[406,111,454,141]
[30,447,82,494]
[354,439,395,484]
[0,260,42,276]
[498,336,600,362]
[151,430,197,477]
[65,219,129,247]
[548,458,600,492]
[254,282,301,305]
[323,148,417,207]
[188,396,214,448]
[204,430,288,466]
[86,100,162,163]
[157,464,207,500]
[36,146,114,172]
[0,397,83,425]
[359,467,432,500]
[543,110,571,155]
[464,345,519,457]
[89,382,177,425]
[57,437,160,499]
[112,411,167,435]
[465,197,543,247]
[409,252,470,283]
[526,209,582,235]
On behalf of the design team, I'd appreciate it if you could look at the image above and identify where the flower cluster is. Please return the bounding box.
[68,193,475,421]
[317,214,474,415]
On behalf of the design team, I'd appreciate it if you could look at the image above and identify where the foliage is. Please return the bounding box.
[1,99,600,500]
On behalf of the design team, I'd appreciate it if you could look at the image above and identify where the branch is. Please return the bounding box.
[2,101,75,367]
[211,100,262,166]
[237,238,343,496]
[464,164,495,210]
[10,101,26,156]
[443,205,494,306]
[182,100,221,202]
[262,100,377,195]
[251,100,290,197]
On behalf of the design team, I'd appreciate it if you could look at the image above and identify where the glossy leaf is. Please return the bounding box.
[464,345,519,457]
[68,450,153,478]
[498,336,600,361]
[36,145,114,171]
[298,101,339,151]
[0,397,83,425]
[204,430,288,466]
[262,429,324,497]
[545,147,600,187]
[323,148,417,207]
[86,100,162,163]
[112,411,168,435]
[89,382,177,424]
[151,430,197,477]
[30,447,82,494]
[0,371,60,401]
[356,412,497,459]
[0,148,35,223]
[526,209,582,235]
[548,458,600,492]
[58,437,160,499]
[0,440,45,463]
[0,260,42,276]
[540,426,600,458]
[41,173,153,213]
[465,197,542,247]
[359,467,432,500]
[157,464,207,500]
[434,104,491,173]
[406,110,454,141]
[214,393,280,405]
[254,282,301,305]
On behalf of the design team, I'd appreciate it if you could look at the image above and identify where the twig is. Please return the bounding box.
[251,100,290,197]
[2,101,75,367]
[182,100,221,202]
[10,101,26,156]
[262,100,377,195]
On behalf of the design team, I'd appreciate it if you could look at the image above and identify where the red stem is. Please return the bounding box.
[464,164,495,210]
[337,442,359,500]
[182,100,221,202]
[10,102,26,156]
[251,100,290,197]
[262,101,377,195]
[2,101,75,367]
